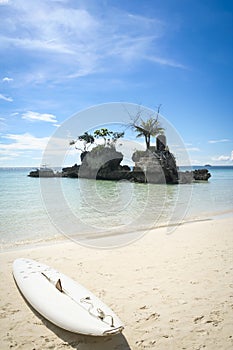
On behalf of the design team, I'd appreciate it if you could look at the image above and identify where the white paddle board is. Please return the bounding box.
[13,258,124,336]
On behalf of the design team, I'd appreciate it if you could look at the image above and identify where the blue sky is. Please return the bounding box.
[0,0,232,167]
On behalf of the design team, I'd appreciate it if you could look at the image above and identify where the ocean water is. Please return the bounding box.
[0,166,233,250]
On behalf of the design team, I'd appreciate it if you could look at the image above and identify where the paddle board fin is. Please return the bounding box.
[55,278,63,293]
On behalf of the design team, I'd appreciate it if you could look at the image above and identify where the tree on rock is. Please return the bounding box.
[69,132,94,151]
[94,128,112,146]
[131,105,164,150]
[94,128,124,147]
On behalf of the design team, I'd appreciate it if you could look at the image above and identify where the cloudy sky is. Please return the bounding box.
[0,0,232,166]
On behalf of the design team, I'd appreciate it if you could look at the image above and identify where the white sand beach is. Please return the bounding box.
[0,216,233,350]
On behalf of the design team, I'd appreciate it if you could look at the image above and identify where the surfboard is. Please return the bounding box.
[13,258,124,336]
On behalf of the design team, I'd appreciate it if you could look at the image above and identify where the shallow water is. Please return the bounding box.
[0,166,232,249]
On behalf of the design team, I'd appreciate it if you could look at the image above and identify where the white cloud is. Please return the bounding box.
[0,0,184,84]
[212,155,229,161]
[0,93,13,102]
[211,151,233,162]
[0,133,53,166]
[0,133,50,163]
[0,133,73,167]
[1,133,49,151]
[0,3,99,57]
[2,77,13,82]
[2,36,75,55]
[145,55,187,69]
[22,111,58,124]
[208,139,230,144]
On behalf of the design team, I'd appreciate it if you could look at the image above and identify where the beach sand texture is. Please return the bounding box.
[0,217,233,349]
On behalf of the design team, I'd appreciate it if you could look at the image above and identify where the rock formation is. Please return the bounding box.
[29,136,211,184]
[62,136,179,184]
[178,169,211,183]
[28,167,58,177]
[62,146,132,181]
[131,135,179,184]
[193,169,211,181]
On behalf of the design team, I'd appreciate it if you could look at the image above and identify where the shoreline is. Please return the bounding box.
[1,209,233,252]
[1,216,233,349]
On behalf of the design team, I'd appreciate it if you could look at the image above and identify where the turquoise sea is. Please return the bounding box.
[0,166,233,250]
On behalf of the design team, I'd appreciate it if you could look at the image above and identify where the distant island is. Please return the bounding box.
[28,114,211,184]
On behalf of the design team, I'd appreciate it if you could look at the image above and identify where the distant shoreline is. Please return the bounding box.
[1,165,233,168]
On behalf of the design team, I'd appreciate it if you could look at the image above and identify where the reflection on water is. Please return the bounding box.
[61,178,192,233]
[1,167,233,248]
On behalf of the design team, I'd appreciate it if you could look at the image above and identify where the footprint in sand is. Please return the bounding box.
[145,312,160,321]
[194,315,204,324]
[205,310,223,327]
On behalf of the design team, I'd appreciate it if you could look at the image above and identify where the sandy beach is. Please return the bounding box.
[0,216,233,350]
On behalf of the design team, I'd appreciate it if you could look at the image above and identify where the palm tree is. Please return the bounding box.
[133,117,164,150]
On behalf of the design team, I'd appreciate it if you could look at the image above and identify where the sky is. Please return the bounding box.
[0,0,232,167]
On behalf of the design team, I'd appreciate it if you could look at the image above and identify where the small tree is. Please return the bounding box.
[94,128,124,147]
[131,105,164,150]
[70,129,124,152]
[93,128,112,146]
[69,132,94,152]
[111,132,125,145]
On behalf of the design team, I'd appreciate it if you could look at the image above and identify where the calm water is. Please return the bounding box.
[0,166,233,250]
